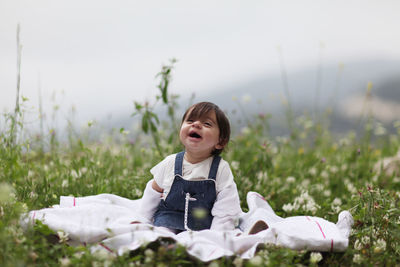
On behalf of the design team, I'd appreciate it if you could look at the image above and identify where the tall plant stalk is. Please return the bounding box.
[276,46,295,137]
[9,24,23,147]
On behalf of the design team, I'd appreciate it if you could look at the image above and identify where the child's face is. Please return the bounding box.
[179,110,223,158]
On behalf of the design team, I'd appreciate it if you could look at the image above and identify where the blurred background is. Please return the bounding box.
[1,0,400,136]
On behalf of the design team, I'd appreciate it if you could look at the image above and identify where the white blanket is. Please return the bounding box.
[21,191,353,261]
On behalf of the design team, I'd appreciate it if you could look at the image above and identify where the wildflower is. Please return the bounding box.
[329,166,339,174]
[323,190,331,197]
[308,167,317,176]
[320,170,329,179]
[231,161,239,171]
[59,257,71,266]
[331,198,342,213]
[248,255,263,266]
[361,236,370,245]
[353,254,362,264]
[373,239,386,253]
[70,170,80,178]
[321,157,326,163]
[208,261,220,267]
[282,203,295,213]
[144,248,154,258]
[354,239,363,250]
[29,251,38,261]
[233,256,243,267]
[310,252,323,263]
[286,176,296,183]
[61,180,69,188]
[57,230,69,243]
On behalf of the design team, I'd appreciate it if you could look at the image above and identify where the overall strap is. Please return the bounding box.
[174,151,185,176]
[208,155,221,180]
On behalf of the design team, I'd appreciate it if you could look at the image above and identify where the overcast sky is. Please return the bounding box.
[1,0,400,126]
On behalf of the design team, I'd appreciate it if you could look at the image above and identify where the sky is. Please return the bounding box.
[1,0,400,127]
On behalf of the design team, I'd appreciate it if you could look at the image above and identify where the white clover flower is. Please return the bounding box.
[329,166,339,174]
[331,197,342,213]
[320,170,329,179]
[286,176,296,183]
[353,254,363,264]
[341,164,348,171]
[248,255,263,266]
[301,179,310,188]
[61,180,69,188]
[208,261,220,267]
[70,170,80,179]
[354,239,363,250]
[323,190,331,197]
[308,167,317,176]
[57,230,69,243]
[282,203,294,213]
[314,184,324,192]
[59,257,71,267]
[373,239,386,253]
[361,236,370,245]
[144,248,154,258]
[310,252,323,263]
[332,198,342,206]
[232,257,243,267]
[231,161,240,171]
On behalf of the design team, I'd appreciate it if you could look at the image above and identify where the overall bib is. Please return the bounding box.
[153,151,221,231]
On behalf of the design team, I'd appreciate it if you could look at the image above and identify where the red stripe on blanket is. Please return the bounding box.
[331,239,334,252]
[306,216,326,239]
[100,243,114,253]
[255,193,266,201]
[314,220,326,239]
[73,197,76,207]
[208,248,218,258]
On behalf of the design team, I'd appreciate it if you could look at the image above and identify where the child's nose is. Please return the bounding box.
[192,120,201,128]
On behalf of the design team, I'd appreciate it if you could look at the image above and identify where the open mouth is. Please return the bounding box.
[189,131,202,139]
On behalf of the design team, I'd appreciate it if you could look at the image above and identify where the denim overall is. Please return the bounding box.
[153,151,221,231]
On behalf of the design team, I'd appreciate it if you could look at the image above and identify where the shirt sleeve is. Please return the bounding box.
[150,154,174,189]
[211,160,242,231]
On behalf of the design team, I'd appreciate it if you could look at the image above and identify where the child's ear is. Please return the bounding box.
[215,143,224,150]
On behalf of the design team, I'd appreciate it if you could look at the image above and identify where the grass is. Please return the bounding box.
[1,60,400,266]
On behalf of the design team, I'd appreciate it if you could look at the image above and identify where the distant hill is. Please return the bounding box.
[108,59,400,137]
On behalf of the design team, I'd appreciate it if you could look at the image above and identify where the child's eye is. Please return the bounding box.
[204,122,212,127]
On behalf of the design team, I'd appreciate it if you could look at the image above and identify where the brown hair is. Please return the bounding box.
[181,102,230,155]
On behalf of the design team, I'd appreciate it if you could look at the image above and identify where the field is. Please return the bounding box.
[1,63,400,266]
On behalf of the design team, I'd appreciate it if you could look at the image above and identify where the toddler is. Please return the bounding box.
[139,102,241,232]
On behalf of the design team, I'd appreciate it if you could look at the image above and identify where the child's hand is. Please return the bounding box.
[152,180,163,193]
